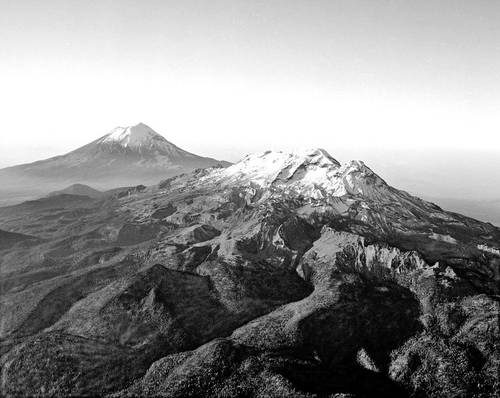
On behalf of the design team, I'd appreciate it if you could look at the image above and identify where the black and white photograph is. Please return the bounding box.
[0,1,499,397]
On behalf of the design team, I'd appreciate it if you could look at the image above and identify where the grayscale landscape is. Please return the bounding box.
[0,1,498,398]
[1,126,499,397]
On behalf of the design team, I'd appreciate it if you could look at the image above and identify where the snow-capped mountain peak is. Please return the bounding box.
[219,148,340,188]
[94,123,200,159]
[101,123,168,149]
[0,123,230,195]
[209,148,392,201]
[300,148,341,167]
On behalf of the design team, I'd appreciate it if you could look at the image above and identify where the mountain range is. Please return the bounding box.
[0,123,229,205]
[0,141,498,397]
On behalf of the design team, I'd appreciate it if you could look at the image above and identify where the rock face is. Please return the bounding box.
[0,148,499,397]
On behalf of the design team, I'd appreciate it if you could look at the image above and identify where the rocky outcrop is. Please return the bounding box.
[389,295,500,398]
[113,224,498,397]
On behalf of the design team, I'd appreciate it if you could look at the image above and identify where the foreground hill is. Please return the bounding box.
[0,123,229,204]
[0,148,498,397]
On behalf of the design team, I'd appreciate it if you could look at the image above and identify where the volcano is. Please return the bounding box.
[0,123,229,204]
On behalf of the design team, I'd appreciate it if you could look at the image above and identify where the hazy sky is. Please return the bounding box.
[1,0,499,198]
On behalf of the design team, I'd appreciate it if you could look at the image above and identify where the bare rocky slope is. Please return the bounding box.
[0,149,498,397]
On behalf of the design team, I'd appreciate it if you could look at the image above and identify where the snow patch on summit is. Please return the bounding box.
[101,123,165,148]
[222,148,340,186]
[477,244,500,256]
[96,123,200,160]
[204,148,396,202]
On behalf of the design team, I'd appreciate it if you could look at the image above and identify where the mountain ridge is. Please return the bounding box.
[0,144,499,397]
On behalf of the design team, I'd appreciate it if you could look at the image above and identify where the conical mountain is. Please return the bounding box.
[0,123,229,204]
